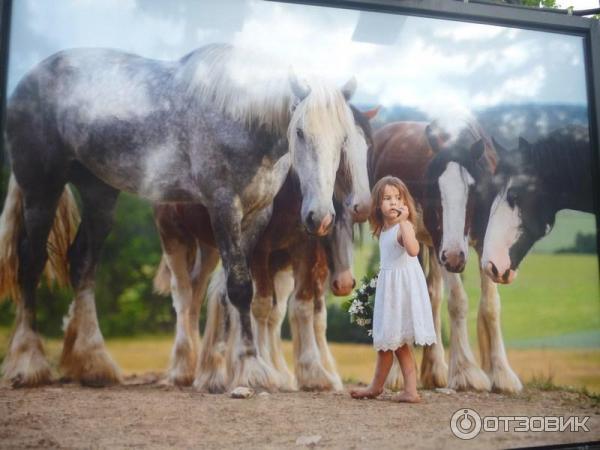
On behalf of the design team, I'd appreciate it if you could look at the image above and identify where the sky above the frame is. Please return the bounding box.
[7,0,589,117]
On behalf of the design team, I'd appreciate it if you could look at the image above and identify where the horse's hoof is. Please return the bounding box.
[166,361,195,387]
[231,355,280,392]
[8,369,52,388]
[194,350,229,393]
[62,347,122,387]
[277,374,299,392]
[448,362,491,392]
[2,349,53,388]
[79,364,122,387]
[490,365,523,394]
[166,372,195,387]
[296,361,342,391]
[420,359,448,389]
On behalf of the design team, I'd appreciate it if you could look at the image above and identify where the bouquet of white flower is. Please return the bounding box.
[342,272,378,336]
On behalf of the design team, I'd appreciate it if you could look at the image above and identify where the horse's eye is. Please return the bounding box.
[296,128,304,140]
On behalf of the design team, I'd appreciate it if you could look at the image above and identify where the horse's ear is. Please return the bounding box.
[425,124,441,153]
[518,136,531,151]
[289,70,311,102]
[341,76,357,101]
[470,139,485,161]
[362,105,381,121]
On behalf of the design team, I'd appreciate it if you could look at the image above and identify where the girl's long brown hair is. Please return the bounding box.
[369,176,418,238]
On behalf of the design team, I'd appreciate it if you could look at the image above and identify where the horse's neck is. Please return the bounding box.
[531,134,593,213]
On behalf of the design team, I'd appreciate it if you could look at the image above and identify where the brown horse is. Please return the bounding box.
[154,106,377,391]
[193,176,355,392]
[369,115,522,394]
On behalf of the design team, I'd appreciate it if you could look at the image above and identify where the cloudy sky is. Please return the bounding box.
[7,0,589,116]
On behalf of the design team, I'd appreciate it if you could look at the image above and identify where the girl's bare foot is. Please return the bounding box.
[350,386,383,399]
[393,391,421,403]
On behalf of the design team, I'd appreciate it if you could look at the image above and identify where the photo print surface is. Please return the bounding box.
[2,0,598,395]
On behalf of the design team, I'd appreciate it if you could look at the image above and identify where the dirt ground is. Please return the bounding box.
[1,376,599,450]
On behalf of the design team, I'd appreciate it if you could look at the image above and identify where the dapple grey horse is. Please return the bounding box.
[0,43,370,387]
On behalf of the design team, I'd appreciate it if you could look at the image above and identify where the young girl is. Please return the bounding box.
[350,176,436,403]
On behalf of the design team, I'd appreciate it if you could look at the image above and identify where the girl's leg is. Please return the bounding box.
[393,344,421,403]
[350,350,393,399]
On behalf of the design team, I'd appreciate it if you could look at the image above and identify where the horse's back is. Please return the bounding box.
[6,48,199,199]
[369,121,432,194]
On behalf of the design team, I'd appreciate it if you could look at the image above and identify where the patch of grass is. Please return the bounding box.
[526,372,600,406]
[526,372,558,391]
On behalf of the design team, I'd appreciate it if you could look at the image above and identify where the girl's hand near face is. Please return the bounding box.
[394,205,409,222]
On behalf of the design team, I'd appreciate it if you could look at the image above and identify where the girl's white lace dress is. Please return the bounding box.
[372,222,436,351]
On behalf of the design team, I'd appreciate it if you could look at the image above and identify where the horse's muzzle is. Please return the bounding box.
[484,261,517,284]
[305,211,335,236]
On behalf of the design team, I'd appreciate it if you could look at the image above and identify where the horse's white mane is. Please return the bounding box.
[433,109,491,149]
[179,44,354,138]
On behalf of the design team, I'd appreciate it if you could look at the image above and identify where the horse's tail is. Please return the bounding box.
[153,254,172,295]
[0,174,80,302]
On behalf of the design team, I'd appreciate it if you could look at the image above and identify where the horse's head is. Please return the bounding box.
[335,105,379,224]
[288,75,370,236]
[320,106,379,296]
[322,199,356,296]
[423,117,494,272]
[481,137,553,284]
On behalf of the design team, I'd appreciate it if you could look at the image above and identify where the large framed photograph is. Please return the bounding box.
[0,0,598,447]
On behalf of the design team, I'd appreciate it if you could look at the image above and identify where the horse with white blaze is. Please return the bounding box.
[482,125,592,284]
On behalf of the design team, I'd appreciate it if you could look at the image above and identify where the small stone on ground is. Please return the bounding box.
[230,386,255,399]
[296,435,322,446]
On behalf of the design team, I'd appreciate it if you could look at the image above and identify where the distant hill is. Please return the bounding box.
[475,103,588,148]
[360,102,589,148]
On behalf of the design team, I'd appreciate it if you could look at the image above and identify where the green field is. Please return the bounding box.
[531,210,597,254]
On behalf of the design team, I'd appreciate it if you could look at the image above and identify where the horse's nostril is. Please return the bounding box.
[490,262,499,277]
[352,279,356,289]
[441,251,447,262]
[502,269,511,283]
[459,251,465,259]
[307,211,315,229]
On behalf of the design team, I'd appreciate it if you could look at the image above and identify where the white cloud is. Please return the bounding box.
[432,22,508,42]
[472,65,546,107]
[8,0,588,110]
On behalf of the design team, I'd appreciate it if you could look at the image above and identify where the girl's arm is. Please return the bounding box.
[398,221,420,256]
